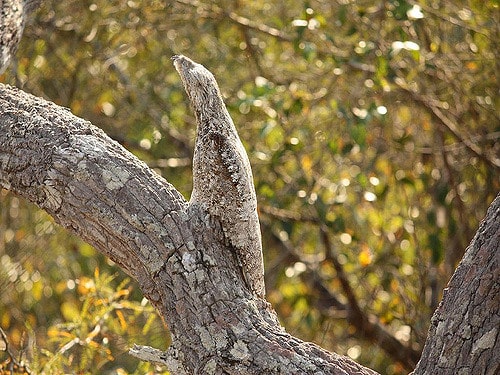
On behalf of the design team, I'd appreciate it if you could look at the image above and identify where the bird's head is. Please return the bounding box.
[171,55,222,115]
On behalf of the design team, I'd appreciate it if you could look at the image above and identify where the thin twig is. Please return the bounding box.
[395,82,500,170]
[319,227,365,321]
[174,0,355,62]
[174,0,291,41]
[267,228,346,312]
[260,205,318,224]
[267,218,421,370]
[416,131,500,155]
[407,0,489,36]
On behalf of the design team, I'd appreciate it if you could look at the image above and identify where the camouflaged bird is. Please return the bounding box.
[172,55,265,298]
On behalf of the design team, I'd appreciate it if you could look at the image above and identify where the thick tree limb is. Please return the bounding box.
[412,193,500,375]
[0,83,379,374]
[0,84,186,310]
[0,4,377,372]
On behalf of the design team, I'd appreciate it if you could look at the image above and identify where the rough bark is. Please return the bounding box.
[412,194,500,375]
[0,0,41,74]
[0,84,379,374]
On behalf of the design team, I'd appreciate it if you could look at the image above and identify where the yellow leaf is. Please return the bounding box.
[358,245,372,267]
[422,118,431,131]
[1,313,10,328]
[390,279,399,292]
[61,301,80,322]
[142,313,157,335]
[31,280,44,301]
[301,155,313,180]
[48,327,73,339]
[115,289,130,298]
[87,340,99,348]
[115,310,127,330]
[77,277,96,295]
[466,61,478,71]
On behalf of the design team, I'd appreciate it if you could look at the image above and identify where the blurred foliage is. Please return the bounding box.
[0,195,168,374]
[1,0,498,374]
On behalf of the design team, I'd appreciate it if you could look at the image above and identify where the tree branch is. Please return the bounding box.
[0,82,380,374]
[2,2,498,373]
[0,0,41,74]
[0,327,31,374]
[413,193,500,375]
[0,83,188,311]
[0,5,380,371]
[174,0,292,42]
[320,227,421,370]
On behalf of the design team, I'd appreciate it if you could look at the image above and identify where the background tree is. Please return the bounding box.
[1,0,498,374]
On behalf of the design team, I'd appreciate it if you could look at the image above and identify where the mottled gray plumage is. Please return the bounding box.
[0,0,41,74]
[172,55,265,298]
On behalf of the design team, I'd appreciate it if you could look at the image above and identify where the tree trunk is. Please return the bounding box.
[412,194,499,375]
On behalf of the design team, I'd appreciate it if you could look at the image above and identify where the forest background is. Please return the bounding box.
[0,0,498,374]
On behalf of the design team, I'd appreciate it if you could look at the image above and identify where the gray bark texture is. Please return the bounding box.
[412,193,500,375]
[0,0,41,74]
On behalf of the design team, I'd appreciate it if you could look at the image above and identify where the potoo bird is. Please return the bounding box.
[172,55,265,298]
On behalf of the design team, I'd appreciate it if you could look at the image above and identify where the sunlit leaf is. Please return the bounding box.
[358,245,373,267]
